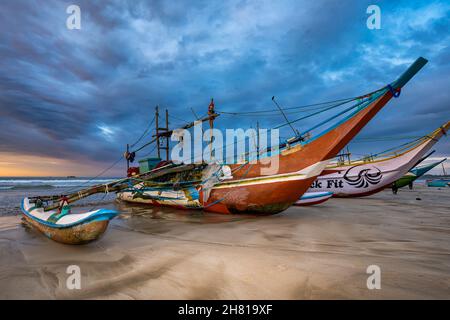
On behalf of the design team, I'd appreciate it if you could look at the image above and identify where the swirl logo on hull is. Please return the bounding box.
[343,165,383,188]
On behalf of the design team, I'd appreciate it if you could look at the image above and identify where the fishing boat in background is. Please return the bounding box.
[294,191,333,206]
[27,57,428,216]
[427,161,450,187]
[308,121,449,197]
[427,179,450,187]
[21,197,118,244]
[392,157,447,192]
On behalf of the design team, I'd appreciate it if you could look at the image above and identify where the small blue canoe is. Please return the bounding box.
[294,191,333,206]
[426,179,450,188]
[21,197,118,244]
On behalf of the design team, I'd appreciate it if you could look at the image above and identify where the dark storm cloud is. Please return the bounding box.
[0,0,449,175]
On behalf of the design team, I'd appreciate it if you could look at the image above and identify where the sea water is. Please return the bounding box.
[0,177,117,216]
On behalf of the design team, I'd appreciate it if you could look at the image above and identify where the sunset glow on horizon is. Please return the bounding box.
[0,152,124,177]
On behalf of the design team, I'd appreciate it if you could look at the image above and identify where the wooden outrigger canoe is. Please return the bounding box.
[118,57,429,214]
[294,191,333,206]
[308,121,449,197]
[21,197,118,244]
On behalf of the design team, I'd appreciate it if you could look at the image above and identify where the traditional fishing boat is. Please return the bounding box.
[427,179,450,187]
[28,57,428,216]
[426,162,450,187]
[116,57,428,213]
[21,197,118,244]
[392,157,447,191]
[308,121,449,197]
[294,191,333,206]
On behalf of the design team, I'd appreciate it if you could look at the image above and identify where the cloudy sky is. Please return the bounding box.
[0,0,449,176]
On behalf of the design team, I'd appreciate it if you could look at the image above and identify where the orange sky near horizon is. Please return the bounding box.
[0,152,123,177]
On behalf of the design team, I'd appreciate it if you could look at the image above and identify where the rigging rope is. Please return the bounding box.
[370,136,426,158]
[183,87,389,164]
[352,135,423,142]
[275,88,386,130]
[215,86,386,117]
[138,144,158,158]
[343,135,429,163]
[216,97,357,115]
[130,116,155,148]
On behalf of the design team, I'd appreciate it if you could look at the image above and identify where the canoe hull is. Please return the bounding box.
[392,173,416,189]
[23,214,109,245]
[117,170,321,214]
[21,197,117,245]
[294,191,333,206]
[204,176,318,214]
[309,155,419,197]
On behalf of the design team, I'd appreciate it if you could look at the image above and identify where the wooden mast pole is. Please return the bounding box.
[256,121,260,160]
[346,146,351,164]
[208,98,215,161]
[155,106,160,159]
[126,144,130,170]
[165,109,169,161]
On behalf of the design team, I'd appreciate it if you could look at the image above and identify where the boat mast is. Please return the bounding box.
[208,98,215,160]
[155,106,170,161]
[165,109,169,161]
[346,146,351,164]
[256,121,260,160]
[126,143,130,170]
[155,106,160,159]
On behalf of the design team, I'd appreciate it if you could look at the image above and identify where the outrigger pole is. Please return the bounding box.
[38,162,204,211]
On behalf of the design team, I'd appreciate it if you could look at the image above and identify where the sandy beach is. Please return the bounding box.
[0,185,449,299]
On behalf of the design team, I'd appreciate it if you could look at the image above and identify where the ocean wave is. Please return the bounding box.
[0,179,114,190]
[10,184,56,190]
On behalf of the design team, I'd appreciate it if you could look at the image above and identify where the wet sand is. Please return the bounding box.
[0,185,449,299]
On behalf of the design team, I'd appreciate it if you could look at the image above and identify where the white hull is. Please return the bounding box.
[308,126,447,197]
